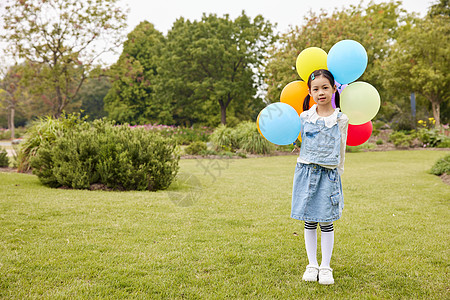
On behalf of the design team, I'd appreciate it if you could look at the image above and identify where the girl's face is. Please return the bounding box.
[308,75,336,108]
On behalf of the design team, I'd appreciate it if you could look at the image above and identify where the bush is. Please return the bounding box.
[209,124,239,151]
[276,143,296,152]
[346,142,376,153]
[185,141,207,155]
[132,124,213,145]
[17,113,87,172]
[437,138,450,148]
[0,148,9,167]
[389,131,416,148]
[373,120,386,130]
[376,139,383,145]
[0,129,10,140]
[391,113,414,131]
[210,122,274,155]
[417,128,448,148]
[234,122,274,154]
[430,154,450,176]
[30,120,179,191]
[0,127,26,140]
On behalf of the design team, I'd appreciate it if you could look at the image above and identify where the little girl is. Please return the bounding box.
[291,69,349,285]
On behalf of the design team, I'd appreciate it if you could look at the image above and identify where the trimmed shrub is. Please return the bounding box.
[0,148,9,167]
[185,141,207,155]
[30,120,179,191]
[430,154,450,176]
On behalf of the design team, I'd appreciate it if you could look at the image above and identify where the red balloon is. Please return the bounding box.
[347,121,373,146]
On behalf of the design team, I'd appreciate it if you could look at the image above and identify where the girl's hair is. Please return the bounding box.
[302,69,340,112]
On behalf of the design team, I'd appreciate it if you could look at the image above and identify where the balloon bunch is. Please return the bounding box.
[257,40,380,146]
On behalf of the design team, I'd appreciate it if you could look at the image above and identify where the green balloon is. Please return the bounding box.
[340,81,380,125]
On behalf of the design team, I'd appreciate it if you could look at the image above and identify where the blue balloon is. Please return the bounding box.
[327,40,368,85]
[258,102,301,145]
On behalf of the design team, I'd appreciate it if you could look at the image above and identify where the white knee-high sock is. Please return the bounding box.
[304,227,319,267]
[320,223,334,269]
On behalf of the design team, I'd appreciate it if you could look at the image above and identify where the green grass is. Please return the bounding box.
[0,150,449,299]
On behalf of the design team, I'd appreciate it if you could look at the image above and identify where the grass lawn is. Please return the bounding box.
[0,150,449,299]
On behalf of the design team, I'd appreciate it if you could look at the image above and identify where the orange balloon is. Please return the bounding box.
[280,81,316,115]
[256,111,262,136]
[256,111,269,142]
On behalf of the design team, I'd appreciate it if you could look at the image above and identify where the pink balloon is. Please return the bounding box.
[347,121,373,146]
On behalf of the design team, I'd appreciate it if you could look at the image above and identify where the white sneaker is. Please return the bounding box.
[318,267,334,285]
[302,265,319,282]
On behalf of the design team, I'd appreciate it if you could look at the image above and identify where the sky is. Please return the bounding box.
[0,0,435,68]
[102,0,432,64]
[124,0,433,35]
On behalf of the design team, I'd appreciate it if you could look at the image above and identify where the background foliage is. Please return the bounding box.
[0,0,127,118]
[0,0,449,135]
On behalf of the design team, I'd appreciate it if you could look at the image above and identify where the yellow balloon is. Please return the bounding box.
[296,47,328,81]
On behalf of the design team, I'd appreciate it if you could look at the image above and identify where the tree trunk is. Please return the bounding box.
[55,86,64,118]
[219,98,227,125]
[53,62,64,118]
[9,107,15,140]
[219,94,234,125]
[431,99,440,128]
[221,104,227,125]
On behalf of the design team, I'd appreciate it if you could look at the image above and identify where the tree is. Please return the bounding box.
[0,64,26,139]
[1,0,127,118]
[0,62,59,132]
[383,13,449,127]
[77,75,110,121]
[104,21,168,124]
[265,1,407,107]
[158,12,275,126]
[428,0,449,17]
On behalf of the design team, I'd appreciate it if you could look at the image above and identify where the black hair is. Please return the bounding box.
[302,69,340,112]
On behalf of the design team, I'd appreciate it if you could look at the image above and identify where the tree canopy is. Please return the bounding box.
[1,0,127,118]
[0,64,27,138]
[106,12,275,126]
[384,12,450,127]
[104,21,166,125]
[265,1,406,102]
[1,1,447,130]
[265,0,449,128]
[158,12,275,126]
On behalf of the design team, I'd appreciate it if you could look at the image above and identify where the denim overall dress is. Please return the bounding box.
[291,113,344,223]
